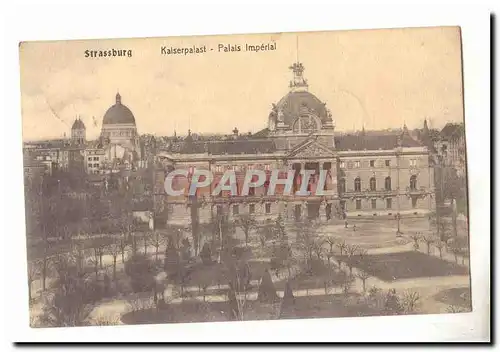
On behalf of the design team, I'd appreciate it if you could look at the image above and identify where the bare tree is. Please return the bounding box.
[107,242,121,282]
[118,233,129,263]
[409,233,421,251]
[325,236,337,253]
[356,270,371,293]
[336,239,347,256]
[421,235,435,255]
[88,247,100,280]
[312,239,324,261]
[434,239,445,259]
[237,214,256,247]
[150,231,165,262]
[401,290,421,313]
[345,244,359,275]
[142,232,152,255]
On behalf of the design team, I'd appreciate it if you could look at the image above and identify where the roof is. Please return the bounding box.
[102,93,136,125]
[335,132,423,151]
[71,118,86,130]
[274,90,330,127]
[169,139,277,155]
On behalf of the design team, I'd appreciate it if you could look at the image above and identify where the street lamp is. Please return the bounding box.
[395,213,402,237]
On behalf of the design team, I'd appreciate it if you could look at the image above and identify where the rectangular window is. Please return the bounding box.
[93,157,99,161]
[87,163,92,168]
[249,204,255,214]
[412,197,418,208]
[385,160,391,167]
[410,159,417,167]
[356,199,362,210]
[370,160,375,167]
[339,161,345,169]
[233,204,239,215]
[88,157,92,161]
[354,161,360,168]
[371,199,377,209]
[265,203,271,214]
[386,198,392,209]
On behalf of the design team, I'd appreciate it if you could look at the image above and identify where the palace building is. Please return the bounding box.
[153,63,435,226]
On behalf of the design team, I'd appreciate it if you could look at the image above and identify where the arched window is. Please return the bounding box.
[410,175,417,190]
[370,177,376,191]
[339,178,346,193]
[385,176,392,191]
[354,177,361,192]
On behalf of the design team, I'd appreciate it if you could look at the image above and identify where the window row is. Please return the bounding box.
[352,197,418,210]
[339,175,418,192]
[87,163,100,168]
[87,157,100,161]
[339,159,419,169]
[223,203,272,216]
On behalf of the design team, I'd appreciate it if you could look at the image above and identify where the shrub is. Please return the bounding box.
[124,253,156,293]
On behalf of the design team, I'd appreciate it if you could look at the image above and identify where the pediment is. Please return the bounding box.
[287,138,336,159]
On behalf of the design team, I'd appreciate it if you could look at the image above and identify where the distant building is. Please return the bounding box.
[71,117,86,145]
[154,63,435,226]
[84,147,106,174]
[435,123,466,177]
[100,92,142,167]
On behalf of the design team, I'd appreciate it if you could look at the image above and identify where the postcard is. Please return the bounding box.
[20,27,471,329]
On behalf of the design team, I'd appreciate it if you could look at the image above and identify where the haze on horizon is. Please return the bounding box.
[20,26,464,142]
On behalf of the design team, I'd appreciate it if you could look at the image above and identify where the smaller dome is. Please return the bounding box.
[71,118,86,130]
[102,93,136,125]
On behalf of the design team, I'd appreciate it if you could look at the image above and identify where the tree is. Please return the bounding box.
[237,214,256,246]
[296,220,317,270]
[199,242,213,265]
[125,253,156,293]
[190,196,201,255]
[142,232,152,255]
[409,233,421,251]
[434,239,445,260]
[312,239,324,261]
[336,239,347,256]
[39,254,93,327]
[107,242,121,282]
[150,231,165,263]
[257,269,278,303]
[401,290,420,314]
[421,235,435,255]
[27,260,40,303]
[384,288,403,315]
[345,244,359,275]
[356,270,371,293]
[118,233,129,263]
[325,236,337,253]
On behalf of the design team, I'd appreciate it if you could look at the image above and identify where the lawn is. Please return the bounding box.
[433,287,472,310]
[339,251,469,282]
[120,293,381,325]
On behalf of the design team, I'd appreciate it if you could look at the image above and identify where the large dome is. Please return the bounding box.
[275,90,330,127]
[102,93,136,125]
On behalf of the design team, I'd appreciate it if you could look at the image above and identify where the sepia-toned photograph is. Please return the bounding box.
[20,27,471,328]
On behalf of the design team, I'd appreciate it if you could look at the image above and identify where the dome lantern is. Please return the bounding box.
[116,92,122,104]
[289,62,308,92]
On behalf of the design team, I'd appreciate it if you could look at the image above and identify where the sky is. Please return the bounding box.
[19,26,464,141]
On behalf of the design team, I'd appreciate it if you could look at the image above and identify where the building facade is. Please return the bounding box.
[153,63,435,226]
